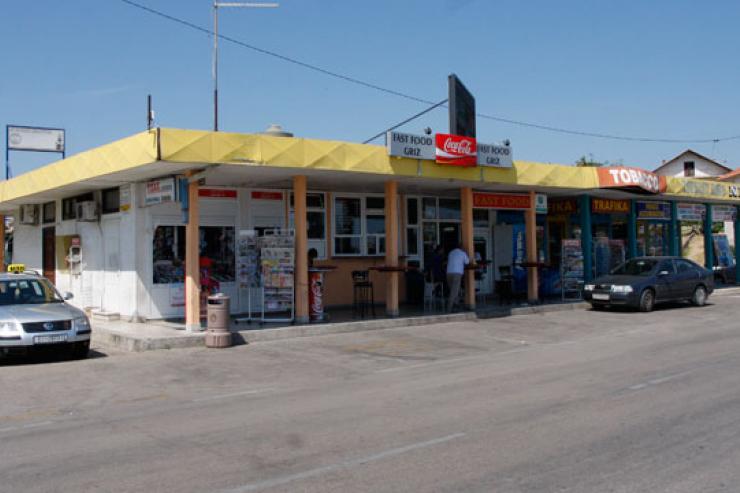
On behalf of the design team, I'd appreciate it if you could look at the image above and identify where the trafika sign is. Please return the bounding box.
[597,167,666,194]
[435,133,477,167]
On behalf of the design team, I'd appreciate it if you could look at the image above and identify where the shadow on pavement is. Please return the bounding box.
[0,347,109,366]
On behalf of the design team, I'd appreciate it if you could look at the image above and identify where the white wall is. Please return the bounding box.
[656,153,729,178]
[12,222,42,271]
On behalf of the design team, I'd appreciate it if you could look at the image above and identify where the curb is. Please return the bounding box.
[92,302,589,352]
[234,311,478,344]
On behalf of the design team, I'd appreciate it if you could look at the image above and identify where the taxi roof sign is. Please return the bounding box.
[7,264,26,273]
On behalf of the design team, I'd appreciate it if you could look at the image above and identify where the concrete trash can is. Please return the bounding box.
[205,293,232,348]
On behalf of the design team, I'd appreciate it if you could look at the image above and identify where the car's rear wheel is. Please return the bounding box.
[71,341,90,359]
[639,289,655,312]
[691,285,708,307]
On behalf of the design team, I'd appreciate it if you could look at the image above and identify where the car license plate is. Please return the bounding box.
[34,334,68,345]
[592,293,610,301]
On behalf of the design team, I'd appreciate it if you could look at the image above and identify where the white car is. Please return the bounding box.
[0,270,91,358]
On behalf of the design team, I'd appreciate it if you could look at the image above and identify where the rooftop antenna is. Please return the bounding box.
[147,94,155,130]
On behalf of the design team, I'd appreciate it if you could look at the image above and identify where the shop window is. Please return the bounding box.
[406,197,420,258]
[333,195,386,256]
[334,197,362,255]
[152,225,235,284]
[438,198,461,220]
[62,193,94,220]
[422,197,437,220]
[365,198,385,256]
[153,226,185,284]
[42,202,56,224]
[473,209,489,228]
[289,192,327,258]
[102,188,120,214]
[683,161,695,177]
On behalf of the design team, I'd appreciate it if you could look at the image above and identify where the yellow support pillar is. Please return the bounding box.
[526,190,539,304]
[185,180,201,332]
[385,180,399,317]
[461,187,475,310]
[293,175,309,324]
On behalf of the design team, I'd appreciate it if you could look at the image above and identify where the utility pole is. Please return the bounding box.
[213,2,279,132]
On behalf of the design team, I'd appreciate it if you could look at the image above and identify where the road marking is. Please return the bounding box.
[221,432,466,492]
[0,420,54,434]
[627,370,694,391]
[192,388,276,403]
[375,348,529,374]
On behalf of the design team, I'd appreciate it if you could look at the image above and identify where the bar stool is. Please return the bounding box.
[352,270,375,319]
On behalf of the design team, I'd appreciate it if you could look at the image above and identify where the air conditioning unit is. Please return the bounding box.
[19,205,39,225]
[75,201,99,222]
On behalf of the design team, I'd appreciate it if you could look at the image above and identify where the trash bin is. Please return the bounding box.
[205,293,232,348]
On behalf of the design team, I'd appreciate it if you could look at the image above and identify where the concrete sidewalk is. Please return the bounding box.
[92,285,740,353]
[91,301,591,352]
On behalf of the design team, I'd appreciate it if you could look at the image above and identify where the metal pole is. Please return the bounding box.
[213,2,219,132]
[5,126,9,180]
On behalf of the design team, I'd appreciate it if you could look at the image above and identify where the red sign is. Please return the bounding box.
[435,133,477,166]
[251,191,283,201]
[473,193,531,209]
[199,188,237,199]
[597,167,666,194]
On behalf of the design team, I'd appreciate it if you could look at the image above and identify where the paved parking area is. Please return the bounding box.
[2,293,740,492]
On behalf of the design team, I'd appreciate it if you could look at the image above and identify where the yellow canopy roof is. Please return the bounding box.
[0,128,737,211]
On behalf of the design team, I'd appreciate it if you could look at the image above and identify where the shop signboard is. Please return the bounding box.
[435,133,477,167]
[7,125,65,152]
[476,142,513,167]
[144,177,176,206]
[535,194,547,214]
[591,198,630,214]
[676,203,706,222]
[199,188,237,199]
[251,191,283,201]
[548,199,578,216]
[119,184,132,212]
[386,131,435,160]
[473,192,530,210]
[597,167,666,194]
[712,205,737,222]
[636,201,671,221]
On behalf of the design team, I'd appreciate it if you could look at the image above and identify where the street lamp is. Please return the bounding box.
[213,1,279,132]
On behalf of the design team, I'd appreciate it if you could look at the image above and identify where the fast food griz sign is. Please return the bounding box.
[597,167,667,194]
[386,131,513,168]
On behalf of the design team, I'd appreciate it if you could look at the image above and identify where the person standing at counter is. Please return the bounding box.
[446,243,469,313]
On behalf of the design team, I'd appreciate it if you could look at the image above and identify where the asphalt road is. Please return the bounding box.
[3,293,740,492]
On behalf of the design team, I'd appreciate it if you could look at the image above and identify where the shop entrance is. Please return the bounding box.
[42,226,55,284]
[439,222,461,252]
[474,227,492,295]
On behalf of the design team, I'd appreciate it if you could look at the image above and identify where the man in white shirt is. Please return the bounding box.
[446,243,470,312]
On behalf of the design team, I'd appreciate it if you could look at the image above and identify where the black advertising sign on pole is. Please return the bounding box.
[448,74,476,138]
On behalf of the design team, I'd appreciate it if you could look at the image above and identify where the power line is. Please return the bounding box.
[118,0,740,145]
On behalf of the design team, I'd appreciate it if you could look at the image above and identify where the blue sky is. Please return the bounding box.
[2,0,740,176]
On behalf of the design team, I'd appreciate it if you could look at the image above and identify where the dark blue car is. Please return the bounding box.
[583,256,714,312]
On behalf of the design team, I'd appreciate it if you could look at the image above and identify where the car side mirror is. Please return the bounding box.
[657,270,669,277]
[63,292,74,300]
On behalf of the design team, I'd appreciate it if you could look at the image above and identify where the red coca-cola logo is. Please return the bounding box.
[435,133,477,167]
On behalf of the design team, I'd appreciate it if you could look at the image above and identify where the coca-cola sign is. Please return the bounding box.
[435,133,477,167]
